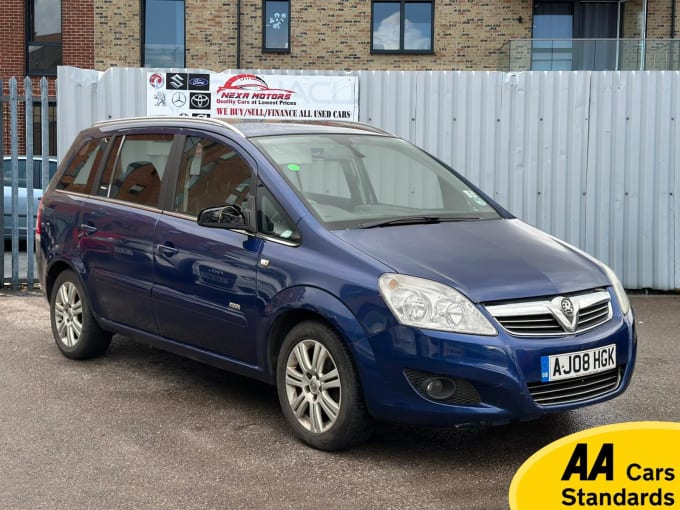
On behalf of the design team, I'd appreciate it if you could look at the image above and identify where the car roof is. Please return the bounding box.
[93,116,391,139]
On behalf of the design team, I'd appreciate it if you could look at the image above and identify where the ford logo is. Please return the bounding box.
[189,77,209,87]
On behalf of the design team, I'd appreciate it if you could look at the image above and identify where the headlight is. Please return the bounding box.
[378,274,497,336]
[600,263,631,316]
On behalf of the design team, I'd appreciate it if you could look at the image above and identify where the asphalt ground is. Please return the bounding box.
[0,292,678,510]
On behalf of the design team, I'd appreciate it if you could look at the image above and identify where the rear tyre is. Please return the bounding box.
[276,321,373,450]
[50,270,112,359]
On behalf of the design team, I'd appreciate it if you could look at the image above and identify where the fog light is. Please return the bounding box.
[424,377,457,400]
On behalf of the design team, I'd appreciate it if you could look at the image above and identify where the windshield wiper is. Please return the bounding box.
[358,215,481,229]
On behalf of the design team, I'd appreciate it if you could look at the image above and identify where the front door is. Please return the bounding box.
[152,135,262,363]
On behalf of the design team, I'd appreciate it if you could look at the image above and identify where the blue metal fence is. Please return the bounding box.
[1,76,53,290]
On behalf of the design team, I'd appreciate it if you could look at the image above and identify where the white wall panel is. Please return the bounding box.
[57,67,680,290]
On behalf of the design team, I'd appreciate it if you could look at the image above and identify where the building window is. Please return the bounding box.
[263,0,290,52]
[532,0,621,71]
[26,0,62,76]
[371,0,433,53]
[143,0,185,67]
[32,101,57,156]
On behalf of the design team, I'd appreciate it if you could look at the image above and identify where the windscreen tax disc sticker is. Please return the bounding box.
[287,164,301,172]
[509,421,680,509]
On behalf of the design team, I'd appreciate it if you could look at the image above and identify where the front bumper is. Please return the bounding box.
[357,308,637,427]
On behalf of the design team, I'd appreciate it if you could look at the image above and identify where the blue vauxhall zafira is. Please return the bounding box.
[37,118,636,450]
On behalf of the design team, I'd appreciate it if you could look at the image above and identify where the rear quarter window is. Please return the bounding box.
[57,137,109,194]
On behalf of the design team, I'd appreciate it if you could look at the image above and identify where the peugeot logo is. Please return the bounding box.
[172,92,187,107]
[191,94,210,108]
[560,297,574,317]
[189,77,209,87]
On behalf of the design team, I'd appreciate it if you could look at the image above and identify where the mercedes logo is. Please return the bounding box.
[172,92,187,107]
[191,94,210,108]
[560,297,574,317]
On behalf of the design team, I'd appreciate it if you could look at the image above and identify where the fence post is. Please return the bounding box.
[0,77,4,289]
[40,77,49,192]
[9,78,19,290]
[25,77,35,289]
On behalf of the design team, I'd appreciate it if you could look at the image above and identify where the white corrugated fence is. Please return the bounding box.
[57,67,680,291]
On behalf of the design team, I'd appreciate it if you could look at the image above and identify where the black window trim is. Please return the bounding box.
[370,0,435,55]
[26,0,63,77]
[262,0,292,54]
[140,0,187,67]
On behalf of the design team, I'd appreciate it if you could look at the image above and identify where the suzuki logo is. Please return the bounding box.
[169,74,185,89]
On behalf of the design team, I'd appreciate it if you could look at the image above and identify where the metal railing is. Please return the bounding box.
[1,76,54,290]
[500,39,680,71]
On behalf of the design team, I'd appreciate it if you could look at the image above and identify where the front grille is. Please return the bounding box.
[485,289,612,337]
[527,367,622,406]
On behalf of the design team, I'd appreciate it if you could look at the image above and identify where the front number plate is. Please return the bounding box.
[541,344,616,382]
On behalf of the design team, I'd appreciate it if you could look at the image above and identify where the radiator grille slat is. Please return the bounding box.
[527,367,622,406]
[485,290,613,337]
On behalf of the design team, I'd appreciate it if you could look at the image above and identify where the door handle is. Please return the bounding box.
[79,224,98,237]
[157,243,179,257]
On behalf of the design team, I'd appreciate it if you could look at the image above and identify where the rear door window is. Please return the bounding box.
[98,134,173,208]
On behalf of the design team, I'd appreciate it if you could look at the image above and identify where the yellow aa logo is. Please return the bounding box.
[509,422,680,509]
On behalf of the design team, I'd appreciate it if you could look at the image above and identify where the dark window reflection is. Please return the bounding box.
[264,0,290,51]
[27,0,62,76]
[144,0,185,67]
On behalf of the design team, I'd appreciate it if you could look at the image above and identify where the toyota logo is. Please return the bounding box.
[560,297,574,317]
[172,92,187,107]
[191,94,210,108]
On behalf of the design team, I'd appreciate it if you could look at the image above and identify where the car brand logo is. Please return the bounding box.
[192,113,211,118]
[190,93,211,109]
[188,74,210,90]
[149,73,164,89]
[560,297,574,317]
[153,91,167,107]
[172,92,187,107]
[189,77,208,87]
[167,73,187,90]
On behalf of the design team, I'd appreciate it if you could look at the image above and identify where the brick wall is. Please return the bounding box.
[94,0,532,71]
[1,0,92,155]
[94,0,141,68]
[63,0,95,68]
[237,0,533,71]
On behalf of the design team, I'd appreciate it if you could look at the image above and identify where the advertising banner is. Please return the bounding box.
[147,72,358,121]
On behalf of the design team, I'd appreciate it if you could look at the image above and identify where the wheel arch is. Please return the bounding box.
[264,286,376,385]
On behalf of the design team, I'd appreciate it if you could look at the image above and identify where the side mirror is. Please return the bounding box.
[197,204,251,231]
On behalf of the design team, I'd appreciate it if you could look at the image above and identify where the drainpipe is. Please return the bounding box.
[640,0,648,70]
[236,0,242,69]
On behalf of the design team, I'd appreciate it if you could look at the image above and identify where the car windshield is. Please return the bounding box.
[251,134,500,229]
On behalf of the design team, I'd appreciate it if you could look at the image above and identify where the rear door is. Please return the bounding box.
[152,133,262,363]
[78,133,174,333]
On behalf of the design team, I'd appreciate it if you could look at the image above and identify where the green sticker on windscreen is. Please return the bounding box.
[287,164,301,172]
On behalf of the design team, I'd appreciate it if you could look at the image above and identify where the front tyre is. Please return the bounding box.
[50,270,112,360]
[276,321,373,450]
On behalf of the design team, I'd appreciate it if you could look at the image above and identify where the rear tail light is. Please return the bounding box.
[35,198,43,236]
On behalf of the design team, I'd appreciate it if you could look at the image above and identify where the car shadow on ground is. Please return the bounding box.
[99,334,581,465]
